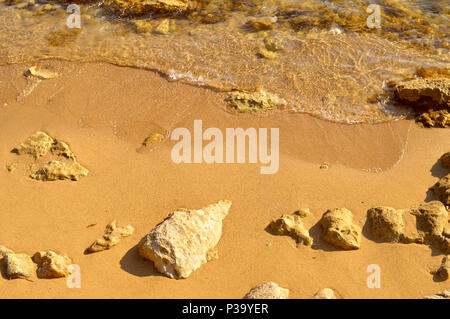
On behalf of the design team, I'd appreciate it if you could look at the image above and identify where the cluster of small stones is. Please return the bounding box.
[0,245,72,279]
[10,131,88,181]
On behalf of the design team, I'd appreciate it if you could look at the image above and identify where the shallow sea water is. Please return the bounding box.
[0,0,449,123]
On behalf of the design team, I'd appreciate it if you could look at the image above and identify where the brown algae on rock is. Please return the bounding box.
[87,220,134,253]
[225,90,287,114]
[269,209,313,246]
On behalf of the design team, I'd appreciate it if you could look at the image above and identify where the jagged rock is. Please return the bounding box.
[395,78,449,106]
[0,245,14,258]
[87,220,134,253]
[433,174,450,205]
[367,207,404,242]
[269,209,313,246]
[27,66,58,79]
[225,90,287,114]
[367,201,449,252]
[442,152,450,169]
[422,288,450,299]
[244,282,289,299]
[13,131,54,159]
[104,0,189,16]
[312,288,337,299]
[31,160,88,181]
[320,208,361,250]
[435,256,450,281]
[32,251,72,278]
[4,253,34,279]
[138,200,231,279]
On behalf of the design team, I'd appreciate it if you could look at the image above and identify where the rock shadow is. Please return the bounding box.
[430,155,448,179]
[119,244,163,278]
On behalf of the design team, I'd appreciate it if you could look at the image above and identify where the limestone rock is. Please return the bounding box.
[138,200,231,279]
[154,19,175,35]
[244,282,289,299]
[269,209,313,246]
[442,152,450,169]
[104,0,189,16]
[13,131,54,159]
[395,78,449,106]
[131,20,152,33]
[422,288,450,299]
[225,90,287,114]
[0,245,14,258]
[27,66,58,79]
[435,256,450,281]
[4,253,34,279]
[32,251,72,278]
[31,160,88,181]
[433,173,450,205]
[366,201,449,252]
[320,208,361,250]
[367,207,404,242]
[50,140,76,161]
[87,220,134,253]
[312,288,337,299]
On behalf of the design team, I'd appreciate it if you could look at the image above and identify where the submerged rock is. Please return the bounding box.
[225,90,287,114]
[13,131,54,159]
[367,201,449,252]
[31,160,88,181]
[435,256,450,281]
[244,282,289,299]
[269,209,313,246]
[154,19,175,35]
[257,48,277,60]
[4,253,34,279]
[131,20,152,34]
[27,66,58,79]
[433,174,450,205]
[245,18,275,31]
[32,251,72,278]
[320,208,361,250]
[312,288,337,299]
[87,220,134,253]
[138,200,231,279]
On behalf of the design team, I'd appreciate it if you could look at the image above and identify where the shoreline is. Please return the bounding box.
[0,60,449,298]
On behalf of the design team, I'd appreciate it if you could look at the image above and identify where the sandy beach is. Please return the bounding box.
[0,60,449,299]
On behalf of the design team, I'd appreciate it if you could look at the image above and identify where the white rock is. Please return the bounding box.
[244,282,289,299]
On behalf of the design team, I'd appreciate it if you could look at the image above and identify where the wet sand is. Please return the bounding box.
[0,61,449,298]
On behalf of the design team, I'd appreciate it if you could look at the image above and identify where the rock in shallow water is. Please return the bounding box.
[320,208,361,250]
[312,288,337,299]
[138,200,231,279]
[32,251,72,278]
[87,220,134,253]
[244,282,289,299]
[4,253,34,279]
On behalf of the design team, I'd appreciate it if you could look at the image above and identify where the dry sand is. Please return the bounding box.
[0,60,449,298]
